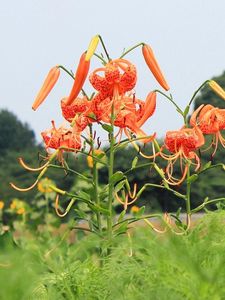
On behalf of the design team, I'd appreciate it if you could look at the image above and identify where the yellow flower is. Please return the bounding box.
[17,207,25,215]
[131,205,140,213]
[87,149,107,169]
[0,201,4,210]
[37,178,54,193]
[10,200,17,210]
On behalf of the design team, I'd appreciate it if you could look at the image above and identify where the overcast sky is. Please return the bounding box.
[1,0,225,142]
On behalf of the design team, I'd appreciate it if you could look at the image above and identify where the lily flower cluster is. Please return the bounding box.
[33,43,163,151]
[160,80,225,185]
[11,35,225,209]
[11,35,170,192]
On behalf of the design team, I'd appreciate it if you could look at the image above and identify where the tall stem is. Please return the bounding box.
[89,125,102,233]
[98,35,111,62]
[107,103,115,241]
[186,163,191,226]
[93,162,101,233]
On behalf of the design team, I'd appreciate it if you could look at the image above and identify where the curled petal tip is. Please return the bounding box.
[55,194,69,217]
[10,179,39,192]
[18,157,49,171]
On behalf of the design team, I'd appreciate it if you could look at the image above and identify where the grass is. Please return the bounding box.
[1,211,225,299]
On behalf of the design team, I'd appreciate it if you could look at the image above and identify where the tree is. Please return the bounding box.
[0,109,36,155]
[0,110,75,204]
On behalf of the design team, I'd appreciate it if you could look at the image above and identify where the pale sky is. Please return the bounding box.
[1,0,225,142]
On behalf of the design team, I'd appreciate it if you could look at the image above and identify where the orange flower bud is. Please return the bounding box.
[208,80,225,100]
[142,44,169,91]
[65,52,90,106]
[32,66,60,110]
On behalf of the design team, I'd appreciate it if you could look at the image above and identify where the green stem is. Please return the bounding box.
[120,42,144,58]
[135,183,186,200]
[188,80,209,106]
[89,125,102,233]
[98,35,111,62]
[113,213,162,227]
[107,104,115,242]
[93,53,107,65]
[58,65,89,99]
[58,65,74,79]
[48,164,92,181]
[45,194,49,227]
[154,89,184,115]
[186,163,191,224]
[191,197,225,213]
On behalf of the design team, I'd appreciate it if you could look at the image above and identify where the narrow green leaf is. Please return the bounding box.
[118,210,126,223]
[114,180,126,193]
[88,203,110,215]
[114,221,129,236]
[202,161,212,171]
[102,123,113,133]
[110,171,124,185]
[136,206,145,217]
[131,156,138,169]
[78,191,91,201]
[183,105,190,117]
[74,209,88,219]
[187,174,198,184]
[176,108,184,115]
[176,207,182,218]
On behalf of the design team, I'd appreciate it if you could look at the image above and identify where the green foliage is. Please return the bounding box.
[1,212,225,299]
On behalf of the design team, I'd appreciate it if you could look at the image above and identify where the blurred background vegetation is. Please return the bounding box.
[1,71,225,214]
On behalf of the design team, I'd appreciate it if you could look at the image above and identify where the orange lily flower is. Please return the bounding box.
[32,66,60,111]
[90,92,156,143]
[162,127,205,185]
[61,96,92,130]
[65,52,90,106]
[113,94,156,144]
[142,44,169,91]
[41,121,81,161]
[190,104,225,155]
[89,58,137,98]
[89,57,156,143]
